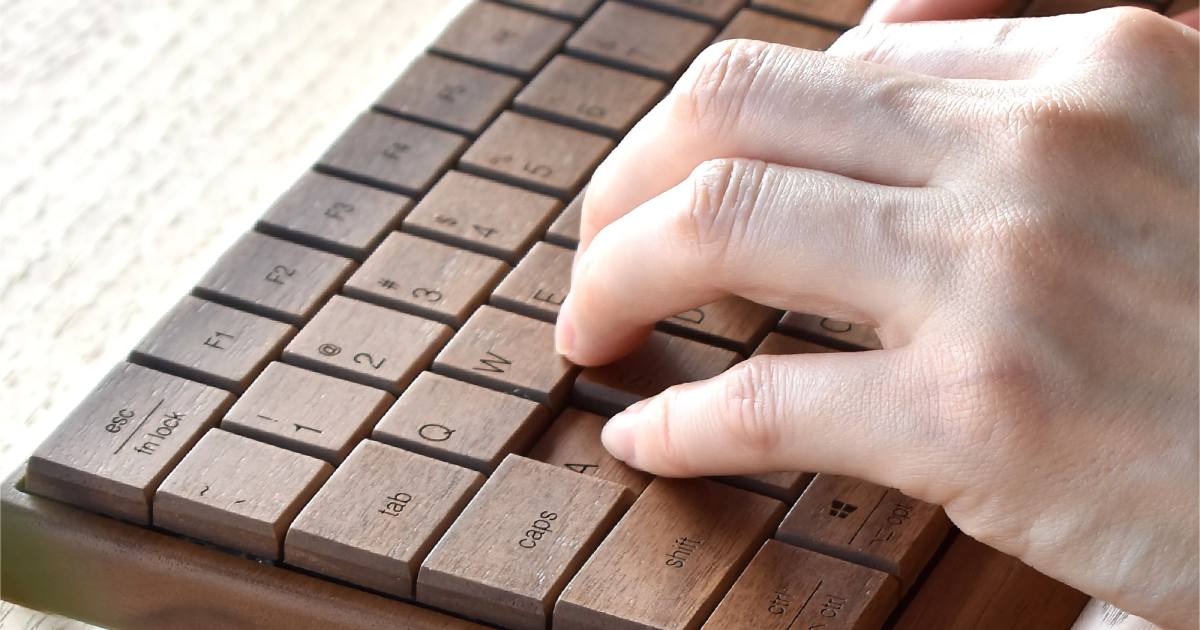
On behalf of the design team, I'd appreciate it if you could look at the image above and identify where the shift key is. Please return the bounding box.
[556,478,786,630]
[417,455,629,630]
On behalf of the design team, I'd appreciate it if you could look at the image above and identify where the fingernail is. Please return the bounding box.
[555,295,575,357]
[601,411,639,466]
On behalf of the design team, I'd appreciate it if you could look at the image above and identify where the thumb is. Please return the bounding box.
[600,347,945,495]
[862,0,1021,23]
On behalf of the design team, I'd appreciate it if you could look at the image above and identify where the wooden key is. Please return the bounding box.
[503,0,601,19]
[631,0,745,22]
[417,455,630,630]
[749,0,873,28]
[556,477,786,630]
[26,363,233,525]
[702,539,899,629]
[777,312,883,351]
[431,1,574,76]
[194,232,355,325]
[285,440,484,599]
[460,112,614,197]
[222,362,392,463]
[574,331,739,415]
[282,295,453,394]
[566,2,717,79]
[889,534,1088,630]
[753,330,839,357]
[490,241,573,322]
[373,371,549,473]
[403,171,562,263]
[1024,0,1157,14]
[717,9,841,49]
[343,232,509,327]
[131,296,296,393]
[433,305,577,408]
[775,474,950,591]
[154,428,332,560]
[528,407,653,495]
[659,296,779,354]
[545,187,583,248]
[514,55,666,135]
[257,171,412,260]
[316,112,467,196]
[375,54,522,136]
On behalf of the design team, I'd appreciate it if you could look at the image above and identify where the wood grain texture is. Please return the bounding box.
[717,9,842,49]
[514,55,667,135]
[491,240,575,322]
[567,2,717,78]
[432,1,575,76]
[528,407,654,494]
[375,54,522,136]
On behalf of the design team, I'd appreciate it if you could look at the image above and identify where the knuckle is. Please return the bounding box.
[672,39,772,135]
[715,358,783,452]
[676,158,769,263]
[1083,6,1172,57]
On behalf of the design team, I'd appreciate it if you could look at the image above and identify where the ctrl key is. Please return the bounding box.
[26,362,234,525]
[154,429,332,560]
[417,455,630,630]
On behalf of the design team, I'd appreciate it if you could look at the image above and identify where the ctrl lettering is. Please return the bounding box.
[518,511,558,549]
[132,412,187,455]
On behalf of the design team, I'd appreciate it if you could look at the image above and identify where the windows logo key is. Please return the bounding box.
[828,499,858,519]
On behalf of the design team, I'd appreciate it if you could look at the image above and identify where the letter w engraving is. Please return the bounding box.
[474,350,511,373]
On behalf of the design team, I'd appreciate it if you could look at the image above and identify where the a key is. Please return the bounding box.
[556,477,786,629]
[545,187,583,248]
[490,240,573,322]
[753,330,839,357]
[432,1,574,76]
[528,407,653,495]
[130,296,296,393]
[717,9,841,49]
[433,305,577,408]
[282,295,453,393]
[659,296,779,354]
[1025,0,1157,16]
[777,312,883,351]
[514,55,667,135]
[566,2,717,78]
[703,539,899,629]
[343,232,509,327]
[403,171,562,263]
[373,371,549,473]
[26,363,233,525]
[749,0,873,28]
[221,362,392,463]
[503,0,601,19]
[460,112,614,197]
[256,171,412,260]
[775,474,950,591]
[574,331,739,415]
[285,440,484,599]
[194,231,355,325]
[154,428,332,560]
[632,0,744,22]
[316,112,467,196]
[375,54,522,136]
[417,455,630,630]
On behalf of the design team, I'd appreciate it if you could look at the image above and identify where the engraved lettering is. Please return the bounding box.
[766,587,792,615]
[418,423,455,442]
[819,594,847,618]
[564,463,598,474]
[203,331,235,350]
[474,350,511,373]
[379,491,414,517]
[324,201,354,221]
[518,510,558,549]
[531,288,565,307]
[265,264,296,285]
[104,408,136,434]
[673,308,705,324]
[132,411,187,455]
[664,536,702,568]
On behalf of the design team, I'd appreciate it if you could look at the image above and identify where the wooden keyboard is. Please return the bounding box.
[13,0,1170,627]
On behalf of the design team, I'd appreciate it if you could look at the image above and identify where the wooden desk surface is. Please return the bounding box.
[0,1,1163,628]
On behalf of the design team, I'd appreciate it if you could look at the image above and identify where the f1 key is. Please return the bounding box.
[285,440,484,598]
[703,539,899,629]
[776,474,950,591]
[574,331,739,415]
[556,477,786,629]
[433,305,576,408]
[417,455,629,630]
[154,429,332,560]
[26,363,233,525]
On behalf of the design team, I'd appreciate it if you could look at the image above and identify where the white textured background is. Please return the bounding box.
[0,1,461,626]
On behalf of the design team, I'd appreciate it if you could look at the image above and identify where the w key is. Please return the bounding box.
[418,455,629,630]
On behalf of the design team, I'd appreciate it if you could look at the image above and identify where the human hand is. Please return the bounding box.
[555,8,1199,629]
[863,0,1199,28]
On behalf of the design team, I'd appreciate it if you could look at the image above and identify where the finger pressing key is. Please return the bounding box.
[417,455,629,629]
